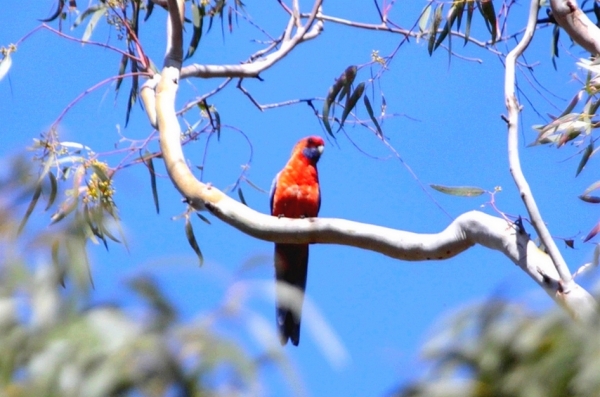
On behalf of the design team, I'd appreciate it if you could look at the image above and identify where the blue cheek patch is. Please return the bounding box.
[302,147,321,162]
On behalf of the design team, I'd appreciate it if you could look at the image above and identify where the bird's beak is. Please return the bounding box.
[317,145,324,154]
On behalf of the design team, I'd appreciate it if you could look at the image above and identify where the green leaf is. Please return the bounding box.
[584,220,600,241]
[91,163,110,183]
[551,25,560,70]
[145,154,160,214]
[339,82,365,130]
[558,91,583,119]
[51,198,78,224]
[455,0,465,31]
[418,3,432,32]
[579,195,600,204]
[129,276,175,329]
[576,142,594,177]
[582,180,600,197]
[18,182,42,235]
[196,213,212,225]
[185,1,204,60]
[464,1,474,45]
[115,54,129,93]
[238,187,247,206]
[0,51,13,82]
[81,5,107,43]
[39,0,65,22]
[185,217,204,266]
[45,171,58,211]
[125,70,139,127]
[363,94,383,137]
[434,4,459,51]
[337,66,357,103]
[428,4,443,55]
[244,178,267,193]
[478,0,497,43]
[322,69,349,137]
[430,184,485,197]
[144,0,155,21]
[72,4,104,29]
[51,239,66,287]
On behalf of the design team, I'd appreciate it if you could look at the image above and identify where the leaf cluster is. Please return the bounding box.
[0,158,285,396]
[394,299,600,397]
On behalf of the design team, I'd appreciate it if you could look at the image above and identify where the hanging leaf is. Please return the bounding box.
[419,3,432,33]
[144,153,160,214]
[430,184,485,197]
[185,1,204,60]
[115,54,129,93]
[455,0,465,31]
[50,198,78,224]
[51,239,66,287]
[565,239,575,249]
[551,25,560,70]
[17,182,43,235]
[464,1,474,45]
[196,213,212,225]
[576,142,594,177]
[238,187,247,206]
[434,3,459,51]
[428,4,443,55]
[322,67,355,137]
[478,0,497,43]
[81,5,107,42]
[337,66,358,103]
[185,217,204,266]
[584,220,600,242]
[72,4,104,29]
[338,82,365,130]
[363,94,383,137]
[39,0,65,22]
[579,195,600,203]
[125,62,139,127]
[144,0,155,21]
[0,51,13,82]
[45,171,58,211]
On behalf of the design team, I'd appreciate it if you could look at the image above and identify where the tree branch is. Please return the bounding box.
[505,0,597,318]
[179,0,323,79]
[550,0,600,55]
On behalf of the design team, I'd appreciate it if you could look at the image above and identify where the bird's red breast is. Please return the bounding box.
[270,136,324,219]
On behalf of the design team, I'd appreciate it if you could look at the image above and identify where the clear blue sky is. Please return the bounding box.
[1,1,598,395]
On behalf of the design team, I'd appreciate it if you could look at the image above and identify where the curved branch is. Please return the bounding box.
[505,0,597,317]
[180,0,323,79]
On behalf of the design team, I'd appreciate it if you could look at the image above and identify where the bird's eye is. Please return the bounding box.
[307,138,314,146]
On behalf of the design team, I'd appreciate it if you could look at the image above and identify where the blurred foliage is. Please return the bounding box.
[0,156,293,396]
[393,299,600,397]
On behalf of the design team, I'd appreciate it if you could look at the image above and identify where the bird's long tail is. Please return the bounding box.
[274,243,308,346]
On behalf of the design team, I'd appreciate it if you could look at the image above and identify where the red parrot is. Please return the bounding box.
[270,136,324,346]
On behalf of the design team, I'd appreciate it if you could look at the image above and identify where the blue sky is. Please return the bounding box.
[2,1,599,395]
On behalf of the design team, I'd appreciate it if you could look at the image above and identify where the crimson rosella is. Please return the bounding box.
[269,136,325,346]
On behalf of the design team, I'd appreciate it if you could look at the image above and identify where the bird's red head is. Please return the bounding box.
[293,136,325,164]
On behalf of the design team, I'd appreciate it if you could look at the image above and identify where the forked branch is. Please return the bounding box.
[504,0,597,317]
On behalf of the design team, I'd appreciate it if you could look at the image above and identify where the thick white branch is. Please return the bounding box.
[505,0,572,285]
[550,0,600,55]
